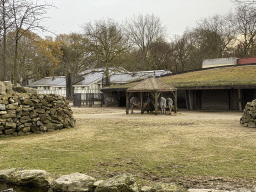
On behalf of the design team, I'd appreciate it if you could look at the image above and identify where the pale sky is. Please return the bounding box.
[39,0,237,40]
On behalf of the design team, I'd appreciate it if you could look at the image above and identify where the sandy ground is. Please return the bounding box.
[72,106,243,121]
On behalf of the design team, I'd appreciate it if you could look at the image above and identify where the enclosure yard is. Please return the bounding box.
[0,107,256,190]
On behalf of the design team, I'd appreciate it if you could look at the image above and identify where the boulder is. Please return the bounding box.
[0,104,6,110]
[95,173,139,192]
[0,81,6,94]
[0,168,17,180]
[241,99,256,128]
[10,169,53,187]
[53,172,96,192]
[12,86,37,94]
[4,81,14,94]
[5,122,16,129]
[150,183,186,192]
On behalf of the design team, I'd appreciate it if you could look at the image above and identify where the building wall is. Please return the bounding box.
[202,57,237,68]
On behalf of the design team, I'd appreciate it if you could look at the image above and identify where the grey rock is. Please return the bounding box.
[0,168,17,180]
[140,186,152,192]
[4,81,14,94]
[95,173,139,192]
[22,127,31,132]
[0,104,6,110]
[5,122,16,129]
[11,169,53,187]
[151,182,186,192]
[13,86,37,94]
[53,172,96,192]
[0,111,7,115]
[0,81,6,94]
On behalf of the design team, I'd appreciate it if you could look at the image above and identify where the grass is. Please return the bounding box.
[0,115,256,186]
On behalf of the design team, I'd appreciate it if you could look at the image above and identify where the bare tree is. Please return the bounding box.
[0,0,14,81]
[126,14,166,70]
[9,0,52,85]
[233,5,256,57]
[232,0,256,5]
[83,19,128,86]
[197,13,236,57]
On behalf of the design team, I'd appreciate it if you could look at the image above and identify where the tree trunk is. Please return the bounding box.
[14,34,19,86]
[105,66,110,87]
[2,0,6,81]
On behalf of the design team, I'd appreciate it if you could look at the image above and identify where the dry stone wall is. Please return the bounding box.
[0,81,75,137]
[240,99,256,128]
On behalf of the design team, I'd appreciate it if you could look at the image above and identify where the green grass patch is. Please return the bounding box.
[0,117,256,183]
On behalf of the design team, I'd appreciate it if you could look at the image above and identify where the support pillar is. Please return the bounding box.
[188,90,193,110]
[140,92,143,114]
[155,91,158,115]
[175,91,177,113]
[126,92,130,114]
[238,89,242,111]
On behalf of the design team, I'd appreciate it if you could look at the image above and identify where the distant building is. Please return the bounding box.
[202,57,238,68]
[27,76,66,97]
[27,69,171,105]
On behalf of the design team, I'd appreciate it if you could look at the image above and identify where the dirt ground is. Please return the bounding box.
[72,106,243,121]
[71,106,256,191]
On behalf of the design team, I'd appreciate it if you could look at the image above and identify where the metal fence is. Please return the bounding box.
[73,93,104,107]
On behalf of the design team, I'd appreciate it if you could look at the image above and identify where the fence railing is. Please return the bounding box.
[74,93,104,107]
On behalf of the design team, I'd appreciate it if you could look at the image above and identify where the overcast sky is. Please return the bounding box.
[40,0,237,40]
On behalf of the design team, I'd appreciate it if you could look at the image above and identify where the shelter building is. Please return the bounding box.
[126,77,177,114]
[101,65,256,111]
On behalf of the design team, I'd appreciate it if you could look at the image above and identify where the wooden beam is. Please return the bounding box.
[175,91,177,113]
[126,91,129,114]
[188,90,193,110]
[155,91,158,115]
[238,89,242,111]
[185,90,189,110]
[140,92,143,114]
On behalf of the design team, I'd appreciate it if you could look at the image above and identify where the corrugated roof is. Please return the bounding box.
[75,72,104,86]
[27,76,66,87]
[127,77,177,92]
[110,70,171,84]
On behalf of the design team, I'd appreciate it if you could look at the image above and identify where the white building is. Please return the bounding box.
[27,69,172,105]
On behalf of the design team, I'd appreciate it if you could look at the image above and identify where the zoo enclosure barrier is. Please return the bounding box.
[73,93,104,107]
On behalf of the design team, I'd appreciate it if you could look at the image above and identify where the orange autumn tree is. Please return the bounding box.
[6,30,62,84]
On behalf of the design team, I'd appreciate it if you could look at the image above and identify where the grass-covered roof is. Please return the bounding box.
[161,65,256,88]
[101,65,256,91]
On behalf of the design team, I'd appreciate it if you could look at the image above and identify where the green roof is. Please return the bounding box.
[161,65,256,88]
[101,65,256,91]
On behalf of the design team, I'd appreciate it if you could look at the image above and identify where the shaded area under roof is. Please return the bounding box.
[127,77,177,92]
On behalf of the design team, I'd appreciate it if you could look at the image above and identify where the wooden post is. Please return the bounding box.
[155,91,158,115]
[175,91,177,113]
[238,89,242,111]
[188,90,193,110]
[140,92,143,114]
[185,90,189,110]
[126,91,129,114]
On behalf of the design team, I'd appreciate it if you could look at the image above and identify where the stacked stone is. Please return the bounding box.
[0,82,75,137]
[240,99,256,128]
